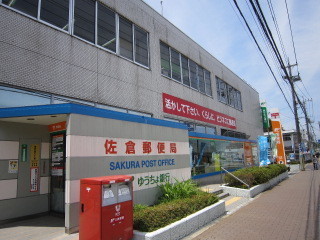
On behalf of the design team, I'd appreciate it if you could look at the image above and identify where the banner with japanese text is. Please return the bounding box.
[162,93,236,129]
[271,120,287,164]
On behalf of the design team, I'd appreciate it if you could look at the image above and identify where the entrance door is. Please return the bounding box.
[50,133,66,213]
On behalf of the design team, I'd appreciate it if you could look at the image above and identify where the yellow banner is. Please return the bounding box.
[30,144,40,168]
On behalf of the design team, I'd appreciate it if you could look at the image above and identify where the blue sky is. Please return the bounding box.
[143,0,320,139]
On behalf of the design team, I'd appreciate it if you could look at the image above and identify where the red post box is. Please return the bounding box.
[79,175,134,240]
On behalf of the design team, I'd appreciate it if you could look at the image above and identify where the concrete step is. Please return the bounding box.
[217,192,230,200]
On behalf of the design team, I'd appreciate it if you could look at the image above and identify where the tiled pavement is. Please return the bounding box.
[187,164,319,240]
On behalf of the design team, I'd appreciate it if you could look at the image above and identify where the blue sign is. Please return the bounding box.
[258,136,270,166]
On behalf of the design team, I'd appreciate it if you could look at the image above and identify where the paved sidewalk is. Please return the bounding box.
[189,164,319,240]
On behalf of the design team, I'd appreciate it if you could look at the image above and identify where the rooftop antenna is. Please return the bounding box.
[161,1,163,16]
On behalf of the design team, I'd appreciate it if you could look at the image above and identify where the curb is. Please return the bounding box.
[133,200,226,240]
[220,171,289,198]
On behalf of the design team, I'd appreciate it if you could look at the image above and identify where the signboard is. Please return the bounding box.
[21,144,28,162]
[258,136,270,166]
[8,160,18,173]
[244,143,254,166]
[48,121,66,133]
[51,134,65,176]
[260,101,269,130]
[163,93,236,129]
[30,167,39,192]
[30,144,40,167]
[271,120,286,164]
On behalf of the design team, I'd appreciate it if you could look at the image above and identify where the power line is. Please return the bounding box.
[233,0,293,113]
[232,0,294,114]
[284,0,298,67]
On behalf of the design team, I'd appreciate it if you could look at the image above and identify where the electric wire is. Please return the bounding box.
[232,0,294,114]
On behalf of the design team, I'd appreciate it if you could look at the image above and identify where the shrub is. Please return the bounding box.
[133,193,218,232]
[224,164,287,188]
[158,178,201,203]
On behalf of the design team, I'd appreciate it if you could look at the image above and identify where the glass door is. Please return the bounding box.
[50,133,66,213]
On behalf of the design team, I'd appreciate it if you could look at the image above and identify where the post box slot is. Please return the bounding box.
[118,183,132,203]
[102,184,117,206]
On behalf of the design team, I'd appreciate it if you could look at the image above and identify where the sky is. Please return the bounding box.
[143,0,320,140]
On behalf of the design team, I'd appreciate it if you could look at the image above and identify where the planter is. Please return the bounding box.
[133,200,226,240]
[220,171,289,198]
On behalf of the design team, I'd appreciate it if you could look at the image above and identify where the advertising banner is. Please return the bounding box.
[271,120,287,164]
[163,93,236,129]
[258,136,270,166]
[260,101,269,130]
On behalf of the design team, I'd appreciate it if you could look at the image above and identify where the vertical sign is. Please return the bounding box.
[30,144,40,192]
[51,134,65,176]
[271,120,287,164]
[260,101,269,131]
[258,136,270,166]
[21,144,28,162]
[244,143,254,166]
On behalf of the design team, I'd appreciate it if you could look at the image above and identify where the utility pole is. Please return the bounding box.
[284,61,304,170]
[303,99,312,153]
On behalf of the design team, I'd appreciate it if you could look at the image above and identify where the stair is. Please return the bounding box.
[212,189,230,200]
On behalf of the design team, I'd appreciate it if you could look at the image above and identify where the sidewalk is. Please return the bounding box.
[187,164,319,240]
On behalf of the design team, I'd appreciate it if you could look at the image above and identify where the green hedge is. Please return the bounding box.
[133,193,218,232]
[224,164,288,188]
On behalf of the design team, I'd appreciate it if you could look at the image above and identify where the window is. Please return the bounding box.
[74,0,95,43]
[119,17,133,60]
[204,70,212,96]
[216,77,242,110]
[0,86,50,108]
[97,2,116,52]
[40,0,69,30]
[217,78,227,104]
[160,42,171,78]
[195,125,206,134]
[3,0,38,17]
[189,60,198,89]
[181,55,190,86]
[236,91,242,111]
[206,127,216,135]
[134,26,149,67]
[171,49,181,82]
[198,66,205,94]
[228,85,235,108]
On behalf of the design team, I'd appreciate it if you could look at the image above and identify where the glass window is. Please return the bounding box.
[171,49,181,82]
[189,60,198,89]
[119,17,133,60]
[0,86,51,108]
[195,125,206,134]
[160,42,171,78]
[74,0,95,43]
[97,3,116,52]
[217,78,227,104]
[3,0,38,18]
[134,26,149,67]
[236,90,242,111]
[198,66,205,94]
[204,70,212,96]
[206,127,216,135]
[40,0,69,30]
[228,85,235,107]
[128,110,152,117]
[181,55,190,86]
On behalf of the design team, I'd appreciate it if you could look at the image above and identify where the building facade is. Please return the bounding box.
[0,0,263,233]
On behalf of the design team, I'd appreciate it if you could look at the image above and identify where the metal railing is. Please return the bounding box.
[220,167,250,189]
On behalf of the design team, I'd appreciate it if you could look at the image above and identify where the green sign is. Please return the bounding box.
[21,144,28,162]
[261,107,269,130]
